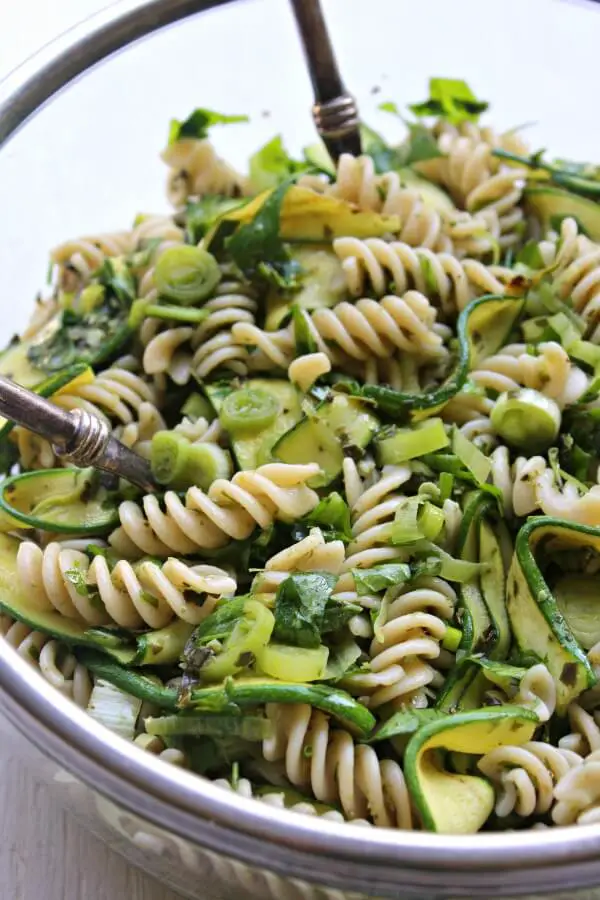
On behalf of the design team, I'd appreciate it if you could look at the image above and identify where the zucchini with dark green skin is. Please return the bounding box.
[507,517,597,713]
[0,468,120,534]
[205,379,303,470]
[73,649,376,737]
[273,394,379,486]
[404,706,539,833]
[337,293,525,420]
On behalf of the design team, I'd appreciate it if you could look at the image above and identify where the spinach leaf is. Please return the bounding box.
[273,572,338,648]
[304,492,352,543]
[185,195,249,243]
[226,178,301,288]
[249,135,308,191]
[370,707,446,742]
[352,563,411,596]
[168,108,249,144]
[409,78,488,124]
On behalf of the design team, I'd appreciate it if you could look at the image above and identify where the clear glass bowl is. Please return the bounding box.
[2,1,600,898]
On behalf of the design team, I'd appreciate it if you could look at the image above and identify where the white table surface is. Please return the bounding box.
[0,9,182,900]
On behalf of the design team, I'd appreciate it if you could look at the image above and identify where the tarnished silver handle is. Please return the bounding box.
[0,376,156,492]
[289,0,361,162]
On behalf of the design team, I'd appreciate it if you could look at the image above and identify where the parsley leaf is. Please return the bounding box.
[168,108,249,144]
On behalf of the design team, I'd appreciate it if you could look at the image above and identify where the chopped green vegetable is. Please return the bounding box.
[490,388,561,453]
[258,642,329,682]
[351,563,411,596]
[376,418,449,464]
[220,387,279,434]
[154,245,221,305]
[168,108,249,144]
[273,573,338,649]
[451,427,492,485]
[249,135,308,191]
[226,178,301,288]
[410,78,489,123]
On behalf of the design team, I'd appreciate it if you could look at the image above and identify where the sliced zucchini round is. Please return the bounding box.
[0,467,120,533]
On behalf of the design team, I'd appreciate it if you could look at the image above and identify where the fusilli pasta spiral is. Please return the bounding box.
[262,703,412,827]
[16,541,236,628]
[109,463,321,558]
[0,613,93,708]
[162,138,248,207]
[478,741,582,818]
[333,236,514,314]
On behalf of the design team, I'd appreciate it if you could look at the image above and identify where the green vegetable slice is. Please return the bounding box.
[490,388,561,453]
[154,245,221,305]
[258,642,329,682]
[73,651,376,737]
[508,517,597,713]
[0,468,119,534]
[198,599,275,683]
[150,432,231,490]
[376,418,449,464]
[221,388,280,434]
[404,707,538,833]
[553,574,600,650]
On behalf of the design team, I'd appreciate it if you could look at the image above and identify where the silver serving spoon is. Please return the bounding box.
[0,376,156,492]
[289,0,361,162]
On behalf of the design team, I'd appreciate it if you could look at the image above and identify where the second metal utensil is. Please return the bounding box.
[289,0,361,163]
[0,376,156,492]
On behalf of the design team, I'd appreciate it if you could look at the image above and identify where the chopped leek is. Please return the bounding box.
[442,626,463,652]
[376,418,449,465]
[87,679,142,741]
[392,499,445,545]
[451,427,491,485]
[490,389,561,453]
[154,245,221,305]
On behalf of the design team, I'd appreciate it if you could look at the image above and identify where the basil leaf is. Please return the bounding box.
[249,135,308,191]
[168,108,249,144]
[410,78,488,124]
[320,598,361,635]
[352,564,411,596]
[226,178,301,288]
[304,492,353,543]
[190,596,249,646]
[273,573,338,648]
[185,196,249,243]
